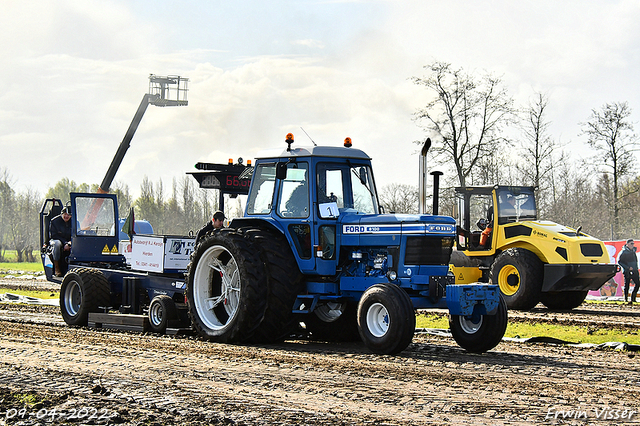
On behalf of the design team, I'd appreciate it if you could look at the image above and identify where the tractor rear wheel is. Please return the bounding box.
[304,301,360,342]
[490,248,543,310]
[148,295,177,333]
[60,268,111,326]
[450,295,508,353]
[357,284,416,355]
[242,228,304,343]
[539,291,588,310]
[186,230,268,343]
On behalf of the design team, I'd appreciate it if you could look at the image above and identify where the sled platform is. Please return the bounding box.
[88,313,148,332]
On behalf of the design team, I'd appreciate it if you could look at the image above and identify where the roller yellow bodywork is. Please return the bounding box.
[466,220,610,265]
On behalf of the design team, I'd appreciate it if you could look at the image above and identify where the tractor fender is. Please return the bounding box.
[229,217,286,235]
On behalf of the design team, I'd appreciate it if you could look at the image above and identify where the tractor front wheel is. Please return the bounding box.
[491,248,543,310]
[357,284,415,355]
[449,295,508,353]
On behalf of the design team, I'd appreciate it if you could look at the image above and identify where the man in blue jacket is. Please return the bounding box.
[619,239,639,303]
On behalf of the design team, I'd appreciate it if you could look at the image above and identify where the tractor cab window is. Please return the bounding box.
[75,197,116,236]
[351,166,378,214]
[455,192,493,230]
[278,163,309,218]
[247,163,276,215]
[317,164,345,208]
[317,163,378,215]
[496,188,537,224]
[456,191,493,250]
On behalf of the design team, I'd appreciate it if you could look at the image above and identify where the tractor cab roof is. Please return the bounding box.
[255,145,371,161]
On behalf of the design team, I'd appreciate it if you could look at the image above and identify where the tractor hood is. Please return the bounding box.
[340,212,456,246]
[500,220,610,264]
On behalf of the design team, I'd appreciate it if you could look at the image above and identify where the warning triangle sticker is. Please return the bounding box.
[102,244,110,254]
[111,245,119,254]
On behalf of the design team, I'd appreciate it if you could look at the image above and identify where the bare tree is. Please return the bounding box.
[580,102,637,239]
[546,157,606,238]
[518,92,558,188]
[379,183,418,214]
[412,61,516,187]
[515,91,563,216]
[0,169,15,260]
[9,188,41,262]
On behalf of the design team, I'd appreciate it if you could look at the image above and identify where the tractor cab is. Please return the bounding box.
[455,185,537,254]
[40,192,125,280]
[239,137,379,276]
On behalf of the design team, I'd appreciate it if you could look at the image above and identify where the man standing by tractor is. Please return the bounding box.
[49,206,72,277]
[195,210,225,244]
[619,239,639,303]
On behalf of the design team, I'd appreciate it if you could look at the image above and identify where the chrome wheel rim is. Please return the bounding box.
[193,245,241,330]
[149,301,164,327]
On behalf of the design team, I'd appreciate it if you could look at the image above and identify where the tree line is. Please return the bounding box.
[2,60,639,262]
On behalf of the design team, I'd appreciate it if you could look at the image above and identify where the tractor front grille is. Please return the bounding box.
[405,236,454,266]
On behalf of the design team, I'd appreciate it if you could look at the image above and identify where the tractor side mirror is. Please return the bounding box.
[358,167,367,186]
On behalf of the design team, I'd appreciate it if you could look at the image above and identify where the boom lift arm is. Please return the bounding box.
[99,74,189,193]
[81,75,188,230]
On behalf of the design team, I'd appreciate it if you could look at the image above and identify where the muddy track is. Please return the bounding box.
[1,303,640,425]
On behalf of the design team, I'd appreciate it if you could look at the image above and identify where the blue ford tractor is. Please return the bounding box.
[186,134,508,354]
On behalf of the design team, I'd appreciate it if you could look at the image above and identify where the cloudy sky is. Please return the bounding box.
[2,0,640,201]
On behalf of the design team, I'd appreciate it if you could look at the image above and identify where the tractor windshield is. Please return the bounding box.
[317,163,378,214]
[496,187,537,224]
[246,163,276,215]
[75,196,117,236]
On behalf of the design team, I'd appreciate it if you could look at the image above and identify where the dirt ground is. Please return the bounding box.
[1,281,640,425]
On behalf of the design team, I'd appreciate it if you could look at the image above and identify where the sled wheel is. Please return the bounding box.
[357,284,416,355]
[148,295,177,333]
[60,268,110,326]
[450,295,508,353]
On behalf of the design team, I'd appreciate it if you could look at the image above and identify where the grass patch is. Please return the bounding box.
[0,287,58,299]
[416,312,640,345]
[0,262,44,275]
[0,250,41,263]
[416,313,449,329]
[14,393,40,405]
[585,299,628,305]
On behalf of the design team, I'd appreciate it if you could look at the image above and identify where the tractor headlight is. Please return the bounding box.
[387,270,397,281]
